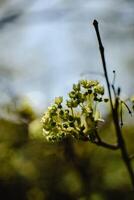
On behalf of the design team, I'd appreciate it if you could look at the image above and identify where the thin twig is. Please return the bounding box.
[120,101,123,127]
[111,84,116,99]
[112,70,116,86]
[93,19,134,190]
[93,20,114,113]
[111,70,117,99]
[94,131,119,150]
[121,101,132,116]
[95,140,119,150]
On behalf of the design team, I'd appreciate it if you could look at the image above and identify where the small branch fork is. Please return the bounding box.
[93,19,134,190]
[94,131,119,150]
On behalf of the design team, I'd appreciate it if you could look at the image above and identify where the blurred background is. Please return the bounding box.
[0,0,134,199]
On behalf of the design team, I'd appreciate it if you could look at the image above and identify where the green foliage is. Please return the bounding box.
[41,80,109,142]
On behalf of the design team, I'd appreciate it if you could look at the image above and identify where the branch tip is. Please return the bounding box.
[93,19,98,27]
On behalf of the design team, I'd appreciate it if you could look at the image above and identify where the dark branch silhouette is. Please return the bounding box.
[93,19,134,190]
[0,13,21,28]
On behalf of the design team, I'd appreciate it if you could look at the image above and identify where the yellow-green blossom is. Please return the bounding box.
[41,80,107,142]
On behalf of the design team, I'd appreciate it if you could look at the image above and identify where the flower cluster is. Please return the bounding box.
[41,80,109,142]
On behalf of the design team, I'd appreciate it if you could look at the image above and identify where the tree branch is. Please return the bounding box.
[93,20,114,113]
[94,131,119,150]
[95,140,119,150]
[93,19,134,190]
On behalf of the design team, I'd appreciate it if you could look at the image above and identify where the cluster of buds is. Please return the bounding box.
[41,80,109,142]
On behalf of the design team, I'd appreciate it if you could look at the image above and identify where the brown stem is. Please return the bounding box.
[94,131,119,150]
[93,19,134,190]
[93,20,114,112]
[95,140,119,150]
[114,98,134,188]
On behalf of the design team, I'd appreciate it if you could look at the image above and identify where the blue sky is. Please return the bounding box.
[0,0,134,110]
